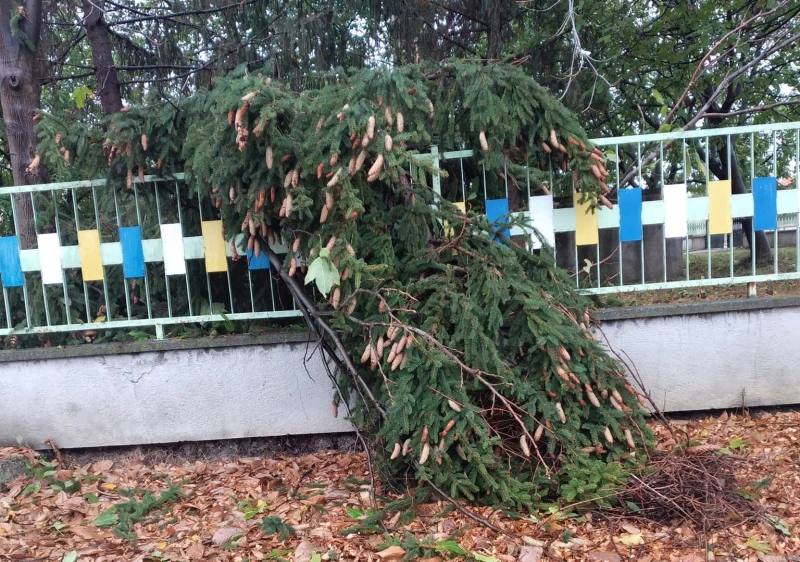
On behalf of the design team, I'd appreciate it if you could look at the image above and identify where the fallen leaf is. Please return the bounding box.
[211,526,245,546]
[618,533,644,546]
[185,541,204,559]
[518,546,543,562]
[325,489,349,502]
[294,540,316,562]
[377,545,407,561]
[745,537,772,553]
[620,524,641,535]
[92,460,114,472]
[588,552,621,562]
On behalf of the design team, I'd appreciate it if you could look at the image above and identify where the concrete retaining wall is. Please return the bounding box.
[596,296,800,412]
[0,333,352,449]
[2,296,798,449]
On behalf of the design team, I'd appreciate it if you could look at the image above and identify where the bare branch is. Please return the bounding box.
[700,98,800,119]
[107,1,259,27]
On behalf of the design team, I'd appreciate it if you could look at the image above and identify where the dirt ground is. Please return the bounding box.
[1,410,798,562]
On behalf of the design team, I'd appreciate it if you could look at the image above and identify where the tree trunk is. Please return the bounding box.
[0,0,45,249]
[82,0,123,115]
[485,1,503,60]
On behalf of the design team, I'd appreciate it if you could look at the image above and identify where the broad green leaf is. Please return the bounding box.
[310,554,322,562]
[71,86,93,109]
[345,506,364,519]
[22,481,40,497]
[752,476,773,491]
[657,123,671,133]
[62,551,78,562]
[693,152,706,178]
[63,479,81,493]
[625,501,641,513]
[84,493,99,504]
[436,541,466,556]
[767,515,791,537]
[304,256,340,296]
[652,89,665,105]
[728,436,746,449]
[92,508,119,527]
[744,537,771,553]
[220,312,235,331]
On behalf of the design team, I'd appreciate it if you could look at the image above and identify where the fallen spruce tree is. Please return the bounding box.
[38,60,652,509]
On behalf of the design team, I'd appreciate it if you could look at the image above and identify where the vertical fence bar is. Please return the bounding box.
[459,157,466,202]
[727,135,733,278]
[503,160,509,200]
[174,180,193,316]
[29,193,52,326]
[705,137,711,280]
[268,270,277,311]
[525,155,531,201]
[683,139,689,281]
[112,184,132,321]
[749,133,756,276]
[637,141,645,284]
[596,244,601,288]
[154,181,173,318]
[574,244,580,288]
[2,284,10,329]
[660,140,667,282]
[52,190,72,325]
[796,129,799,274]
[248,268,256,312]
[72,188,92,323]
[197,184,214,313]
[2,193,11,325]
[640,239,645,284]
[616,144,623,286]
[549,157,556,264]
[133,183,152,319]
[482,164,487,203]
[91,186,111,319]
[773,130,778,274]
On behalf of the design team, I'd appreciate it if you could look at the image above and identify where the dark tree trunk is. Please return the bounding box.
[82,0,123,115]
[0,0,45,249]
[485,1,503,60]
[711,137,772,263]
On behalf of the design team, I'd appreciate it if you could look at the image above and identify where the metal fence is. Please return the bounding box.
[1,121,798,341]
[0,173,300,341]
[423,121,800,294]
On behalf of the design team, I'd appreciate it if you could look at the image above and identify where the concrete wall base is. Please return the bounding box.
[596,296,800,412]
[2,297,798,449]
[0,334,352,449]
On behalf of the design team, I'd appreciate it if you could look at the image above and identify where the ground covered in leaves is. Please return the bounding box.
[1,411,798,562]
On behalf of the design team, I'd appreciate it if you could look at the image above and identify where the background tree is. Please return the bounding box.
[0,0,45,247]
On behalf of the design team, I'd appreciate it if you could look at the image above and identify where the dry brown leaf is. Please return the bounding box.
[211,526,245,546]
[518,546,543,562]
[588,552,621,562]
[294,540,316,562]
[376,545,407,560]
